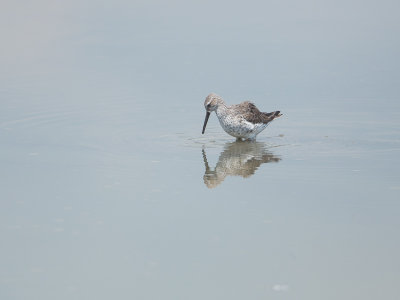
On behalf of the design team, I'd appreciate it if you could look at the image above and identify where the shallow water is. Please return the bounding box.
[1,1,400,299]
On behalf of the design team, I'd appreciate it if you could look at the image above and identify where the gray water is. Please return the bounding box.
[1,1,400,299]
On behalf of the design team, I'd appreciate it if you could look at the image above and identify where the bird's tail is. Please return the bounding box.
[273,111,282,118]
[263,110,282,122]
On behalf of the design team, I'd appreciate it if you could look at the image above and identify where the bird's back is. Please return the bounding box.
[231,101,282,124]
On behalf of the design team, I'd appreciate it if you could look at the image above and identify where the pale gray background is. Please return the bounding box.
[1,1,399,299]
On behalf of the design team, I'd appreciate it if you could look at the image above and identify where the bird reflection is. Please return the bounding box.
[202,141,281,188]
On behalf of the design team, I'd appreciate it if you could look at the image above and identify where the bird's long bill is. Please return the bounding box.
[202,111,211,134]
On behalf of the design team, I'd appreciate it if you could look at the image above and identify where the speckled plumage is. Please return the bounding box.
[202,93,282,140]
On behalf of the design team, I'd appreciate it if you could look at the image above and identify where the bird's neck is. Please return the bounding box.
[216,103,228,118]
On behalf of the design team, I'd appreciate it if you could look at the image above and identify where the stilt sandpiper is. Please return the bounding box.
[202,93,282,141]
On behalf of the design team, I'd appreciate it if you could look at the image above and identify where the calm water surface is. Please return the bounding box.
[1,1,400,299]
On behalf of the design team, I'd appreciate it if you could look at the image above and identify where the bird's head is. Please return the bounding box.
[204,93,223,112]
[202,93,223,134]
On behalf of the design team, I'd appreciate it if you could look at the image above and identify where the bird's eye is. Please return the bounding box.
[207,103,211,107]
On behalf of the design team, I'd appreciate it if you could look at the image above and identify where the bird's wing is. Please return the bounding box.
[235,101,269,124]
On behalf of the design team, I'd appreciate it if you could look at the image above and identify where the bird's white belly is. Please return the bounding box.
[218,114,268,139]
